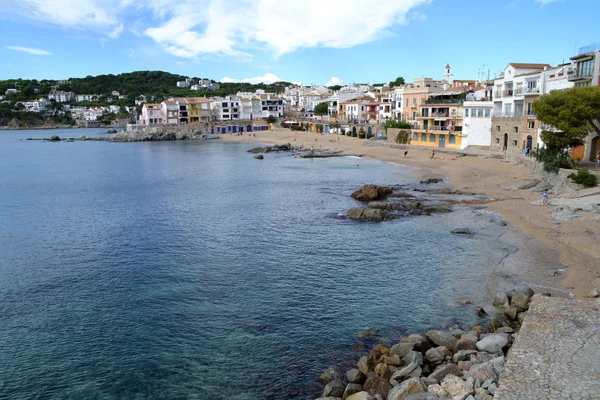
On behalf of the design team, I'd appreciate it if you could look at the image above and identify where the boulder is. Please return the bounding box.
[420,178,443,184]
[383,356,402,366]
[374,363,392,379]
[419,201,453,214]
[441,374,474,400]
[320,366,346,383]
[475,307,487,318]
[453,350,478,363]
[425,347,446,364]
[474,388,493,400]
[357,328,380,340]
[495,327,513,334]
[509,291,530,312]
[458,361,473,371]
[469,352,497,365]
[504,306,518,321]
[588,288,600,298]
[489,356,506,376]
[551,205,584,221]
[346,392,374,400]
[369,344,390,362]
[390,362,418,385]
[367,202,389,210]
[492,292,509,308]
[322,380,346,398]
[343,383,364,400]
[460,332,479,344]
[352,185,393,201]
[465,362,498,382]
[428,383,451,398]
[363,208,385,222]
[518,179,541,190]
[426,330,457,352]
[358,356,375,375]
[347,369,367,384]
[387,377,427,400]
[348,208,365,220]
[390,342,415,359]
[363,376,392,399]
[427,363,462,383]
[476,335,508,354]
[402,351,424,367]
[455,338,478,352]
[401,334,432,353]
[254,154,264,160]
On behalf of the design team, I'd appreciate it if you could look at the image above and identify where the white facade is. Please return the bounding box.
[76,94,99,102]
[492,64,550,117]
[392,87,404,119]
[177,81,189,88]
[162,101,179,125]
[211,97,240,120]
[22,98,48,112]
[5,88,18,95]
[48,90,74,103]
[108,105,121,113]
[345,102,367,120]
[462,101,494,148]
[83,108,105,121]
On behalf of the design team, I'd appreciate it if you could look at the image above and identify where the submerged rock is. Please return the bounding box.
[254,154,264,160]
[451,228,473,235]
[351,184,393,201]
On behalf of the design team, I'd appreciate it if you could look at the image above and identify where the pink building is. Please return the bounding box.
[140,104,165,125]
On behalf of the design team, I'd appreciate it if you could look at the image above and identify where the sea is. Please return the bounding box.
[0,128,564,399]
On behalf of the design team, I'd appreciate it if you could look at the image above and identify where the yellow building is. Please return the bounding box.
[410,90,466,149]
[185,97,201,124]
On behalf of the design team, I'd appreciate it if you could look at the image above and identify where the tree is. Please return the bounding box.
[266,115,276,124]
[390,77,405,87]
[314,102,329,116]
[328,85,342,91]
[533,86,600,171]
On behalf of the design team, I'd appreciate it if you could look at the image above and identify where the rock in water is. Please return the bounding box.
[343,383,364,399]
[492,292,509,308]
[351,184,393,201]
[254,154,264,160]
[451,228,473,235]
[420,178,443,184]
[426,330,458,352]
[346,368,367,384]
[320,366,346,383]
[322,380,346,398]
[363,376,391,398]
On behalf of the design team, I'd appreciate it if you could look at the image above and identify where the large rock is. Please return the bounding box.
[383,355,402,366]
[510,291,530,312]
[427,363,462,383]
[492,292,509,308]
[347,368,367,384]
[440,374,474,400]
[419,201,453,214]
[346,392,374,400]
[348,208,386,222]
[390,342,415,359]
[369,344,390,362]
[489,356,506,376]
[455,338,478,352]
[464,362,498,382]
[402,351,423,367]
[363,376,392,398]
[352,184,393,201]
[453,350,478,363]
[428,383,451,398]
[320,366,346,383]
[551,205,584,221]
[253,154,264,160]
[357,355,375,375]
[426,330,457,352]
[474,388,493,400]
[425,347,448,364]
[518,179,541,190]
[587,288,600,298]
[475,335,508,354]
[343,383,364,400]
[374,363,392,379]
[460,332,479,344]
[401,334,432,353]
[357,328,380,340]
[322,380,346,398]
[387,377,427,400]
[390,362,418,385]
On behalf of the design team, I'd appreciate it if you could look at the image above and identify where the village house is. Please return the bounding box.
[140,104,165,126]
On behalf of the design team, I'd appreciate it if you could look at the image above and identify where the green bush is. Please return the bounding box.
[366,133,374,139]
[352,131,358,137]
[358,133,366,139]
[534,147,574,173]
[568,169,598,187]
[384,120,412,130]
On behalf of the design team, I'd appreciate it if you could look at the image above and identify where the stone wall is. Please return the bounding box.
[386,128,411,144]
[491,118,539,153]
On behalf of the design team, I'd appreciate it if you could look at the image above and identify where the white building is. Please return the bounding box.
[161,99,179,125]
[492,63,552,117]
[108,105,121,113]
[462,100,495,148]
[22,98,48,112]
[260,94,284,118]
[391,87,404,119]
[5,88,18,95]
[211,97,241,120]
[48,90,74,103]
[76,94,99,102]
[83,107,105,121]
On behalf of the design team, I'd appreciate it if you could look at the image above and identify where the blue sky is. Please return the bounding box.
[0,0,598,85]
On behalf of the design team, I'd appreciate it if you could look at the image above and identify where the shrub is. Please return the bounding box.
[384,120,412,130]
[352,131,358,137]
[568,169,598,187]
[358,133,366,139]
[366,133,374,139]
[534,147,574,173]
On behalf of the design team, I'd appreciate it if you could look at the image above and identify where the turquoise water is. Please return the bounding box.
[0,128,539,399]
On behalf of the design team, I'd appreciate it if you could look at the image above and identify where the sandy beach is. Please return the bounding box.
[221,127,600,300]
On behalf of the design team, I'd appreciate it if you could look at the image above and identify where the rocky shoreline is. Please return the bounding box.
[316,286,537,400]
[248,143,363,159]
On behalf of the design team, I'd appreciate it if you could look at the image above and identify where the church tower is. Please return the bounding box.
[444,64,454,88]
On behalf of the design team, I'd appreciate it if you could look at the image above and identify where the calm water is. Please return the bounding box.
[0,128,559,399]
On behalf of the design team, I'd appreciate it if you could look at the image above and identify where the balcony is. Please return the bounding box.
[522,87,541,95]
[415,125,462,132]
[424,98,463,104]
[503,89,514,97]
[569,68,594,81]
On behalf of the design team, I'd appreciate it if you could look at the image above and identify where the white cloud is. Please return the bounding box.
[0,0,429,60]
[221,72,284,84]
[5,46,53,55]
[535,0,559,3]
[325,77,344,87]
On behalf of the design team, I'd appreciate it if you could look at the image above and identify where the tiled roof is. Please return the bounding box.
[509,63,552,69]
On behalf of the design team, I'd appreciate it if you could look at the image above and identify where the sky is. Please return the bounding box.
[0,0,598,85]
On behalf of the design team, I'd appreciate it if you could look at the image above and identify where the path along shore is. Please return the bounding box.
[220,127,600,300]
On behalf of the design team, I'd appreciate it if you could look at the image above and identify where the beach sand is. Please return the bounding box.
[221,128,600,299]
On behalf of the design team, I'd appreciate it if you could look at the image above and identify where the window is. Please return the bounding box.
[513,140,518,146]
[429,134,436,142]
[421,97,425,105]
[497,126,500,131]
[406,99,409,107]
[477,109,483,117]
[496,138,500,144]
[413,111,416,119]
[413,98,416,105]
[504,104,512,115]
[484,109,491,118]
[413,133,418,141]
[449,134,456,144]
[528,120,535,129]
[514,127,519,133]
[464,109,469,117]
[421,133,427,141]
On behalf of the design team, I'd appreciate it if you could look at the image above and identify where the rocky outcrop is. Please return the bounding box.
[348,200,453,222]
[314,285,535,400]
[247,143,293,153]
[254,154,264,160]
[351,184,394,201]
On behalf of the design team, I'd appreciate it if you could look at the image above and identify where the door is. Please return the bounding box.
[526,135,533,149]
[438,135,446,148]
[503,133,508,151]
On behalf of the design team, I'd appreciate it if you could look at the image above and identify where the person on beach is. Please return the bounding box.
[430,150,435,159]
[542,191,548,206]
[524,147,529,157]
[404,151,408,158]
[596,152,600,170]
[310,145,314,153]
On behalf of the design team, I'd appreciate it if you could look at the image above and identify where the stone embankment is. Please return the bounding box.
[315,286,537,400]
[26,126,219,143]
